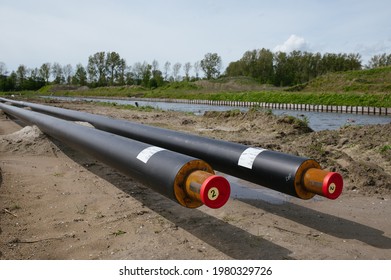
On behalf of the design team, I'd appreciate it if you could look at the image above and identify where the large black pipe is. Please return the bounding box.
[0,102,230,209]
[0,98,343,200]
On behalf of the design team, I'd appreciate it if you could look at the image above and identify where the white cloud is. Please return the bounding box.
[273,35,310,53]
[355,39,391,57]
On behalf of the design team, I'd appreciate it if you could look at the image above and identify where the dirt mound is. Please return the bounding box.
[282,124,391,196]
[0,125,58,156]
[203,109,312,141]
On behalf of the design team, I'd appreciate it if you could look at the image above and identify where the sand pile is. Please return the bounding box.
[0,125,58,156]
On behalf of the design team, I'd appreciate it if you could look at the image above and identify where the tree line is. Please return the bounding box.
[225,48,364,86]
[1,50,390,92]
[0,52,222,92]
[366,53,391,69]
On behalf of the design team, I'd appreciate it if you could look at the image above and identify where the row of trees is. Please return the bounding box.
[366,53,391,69]
[225,49,363,86]
[87,51,222,87]
[0,63,46,91]
[1,50,391,92]
[0,52,222,91]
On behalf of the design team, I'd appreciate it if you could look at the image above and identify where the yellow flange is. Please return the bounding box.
[173,159,214,208]
[294,159,320,200]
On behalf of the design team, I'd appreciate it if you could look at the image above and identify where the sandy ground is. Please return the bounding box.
[0,100,390,260]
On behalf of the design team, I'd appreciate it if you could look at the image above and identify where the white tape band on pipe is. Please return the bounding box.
[238,147,267,169]
[136,146,166,164]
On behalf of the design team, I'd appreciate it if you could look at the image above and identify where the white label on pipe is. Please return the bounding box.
[136,146,166,164]
[238,147,267,169]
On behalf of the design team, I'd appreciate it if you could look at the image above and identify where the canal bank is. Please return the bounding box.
[137,97,391,115]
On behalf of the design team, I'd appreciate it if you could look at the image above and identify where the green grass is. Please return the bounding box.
[143,90,391,107]
[303,66,391,93]
[2,68,391,107]
[380,145,391,154]
[111,230,126,236]
[0,90,37,97]
[92,101,159,112]
[3,87,391,107]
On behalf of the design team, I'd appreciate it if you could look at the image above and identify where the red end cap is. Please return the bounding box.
[199,175,231,209]
[322,172,343,199]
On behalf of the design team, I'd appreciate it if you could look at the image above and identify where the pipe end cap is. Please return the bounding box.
[200,175,230,209]
[323,172,343,199]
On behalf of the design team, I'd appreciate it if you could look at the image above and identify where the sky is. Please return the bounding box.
[1,0,391,73]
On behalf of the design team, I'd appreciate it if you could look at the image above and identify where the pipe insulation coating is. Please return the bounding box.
[0,98,343,200]
[0,102,230,209]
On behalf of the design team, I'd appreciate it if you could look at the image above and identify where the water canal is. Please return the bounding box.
[43,96,391,131]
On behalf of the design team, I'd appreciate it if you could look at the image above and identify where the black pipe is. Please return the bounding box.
[0,98,343,200]
[0,102,230,209]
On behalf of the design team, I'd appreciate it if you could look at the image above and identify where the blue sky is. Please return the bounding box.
[1,0,391,73]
